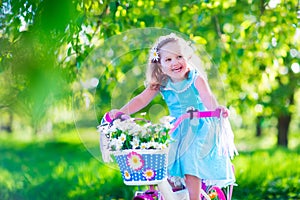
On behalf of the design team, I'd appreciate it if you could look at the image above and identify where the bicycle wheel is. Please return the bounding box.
[205,186,226,200]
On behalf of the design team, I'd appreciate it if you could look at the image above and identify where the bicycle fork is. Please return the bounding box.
[157,180,189,200]
[157,180,215,200]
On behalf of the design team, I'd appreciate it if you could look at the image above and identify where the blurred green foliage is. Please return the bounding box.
[0,1,299,142]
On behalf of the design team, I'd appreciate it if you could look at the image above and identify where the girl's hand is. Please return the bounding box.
[108,109,122,119]
[217,106,230,118]
[109,109,130,120]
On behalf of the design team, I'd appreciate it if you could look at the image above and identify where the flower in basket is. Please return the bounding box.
[99,116,174,151]
[127,151,144,170]
[143,168,156,180]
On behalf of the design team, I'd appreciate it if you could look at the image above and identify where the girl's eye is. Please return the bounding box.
[166,58,171,62]
[177,55,183,59]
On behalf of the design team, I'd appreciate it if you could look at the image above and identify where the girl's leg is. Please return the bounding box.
[185,174,201,200]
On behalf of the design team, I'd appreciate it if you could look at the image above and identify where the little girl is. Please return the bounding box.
[109,33,236,200]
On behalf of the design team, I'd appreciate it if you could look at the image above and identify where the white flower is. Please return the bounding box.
[147,141,159,149]
[117,120,130,132]
[160,116,175,129]
[150,47,159,62]
[140,143,148,150]
[119,133,127,142]
[112,119,122,127]
[153,142,159,149]
[100,115,172,151]
[131,137,140,149]
[131,124,143,136]
[158,143,167,150]
[154,126,161,132]
[140,112,147,116]
[110,138,118,145]
[124,170,131,180]
[109,138,118,150]
[115,139,124,151]
[109,137,124,151]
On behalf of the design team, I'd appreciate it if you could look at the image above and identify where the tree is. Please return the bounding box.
[0,0,82,133]
[210,1,300,147]
[0,0,299,147]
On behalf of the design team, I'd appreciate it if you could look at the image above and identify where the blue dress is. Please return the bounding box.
[160,69,235,187]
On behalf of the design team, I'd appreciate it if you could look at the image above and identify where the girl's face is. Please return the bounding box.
[159,41,189,82]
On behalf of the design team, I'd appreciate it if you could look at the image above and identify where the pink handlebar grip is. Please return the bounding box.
[104,112,113,123]
[195,108,221,118]
[106,111,130,123]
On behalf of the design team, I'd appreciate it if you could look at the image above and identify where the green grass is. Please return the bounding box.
[0,129,299,200]
[0,130,137,200]
[232,148,300,200]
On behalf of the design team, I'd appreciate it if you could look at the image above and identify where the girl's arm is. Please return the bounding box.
[194,76,229,117]
[111,87,159,118]
[194,76,218,110]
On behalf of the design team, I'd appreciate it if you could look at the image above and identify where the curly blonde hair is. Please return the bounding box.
[145,33,205,90]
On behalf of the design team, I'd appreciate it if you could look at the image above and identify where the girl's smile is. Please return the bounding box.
[159,42,189,82]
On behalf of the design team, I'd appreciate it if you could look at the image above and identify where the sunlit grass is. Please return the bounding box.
[0,130,137,200]
[232,148,300,200]
[0,128,299,200]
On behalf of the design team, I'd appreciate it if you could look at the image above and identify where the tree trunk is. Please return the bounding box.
[7,111,13,133]
[277,114,291,147]
[256,116,263,137]
[0,109,13,133]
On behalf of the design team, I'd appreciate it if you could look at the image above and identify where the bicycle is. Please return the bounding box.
[99,108,235,200]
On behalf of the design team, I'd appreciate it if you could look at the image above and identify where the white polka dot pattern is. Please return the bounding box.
[113,149,168,185]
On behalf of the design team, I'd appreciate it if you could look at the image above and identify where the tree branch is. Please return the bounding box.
[213,15,222,39]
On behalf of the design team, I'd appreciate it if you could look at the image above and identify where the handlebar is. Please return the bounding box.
[102,108,222,135]
[169,108,221,135]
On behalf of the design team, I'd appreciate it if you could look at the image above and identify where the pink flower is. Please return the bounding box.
[126,151,144,171]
